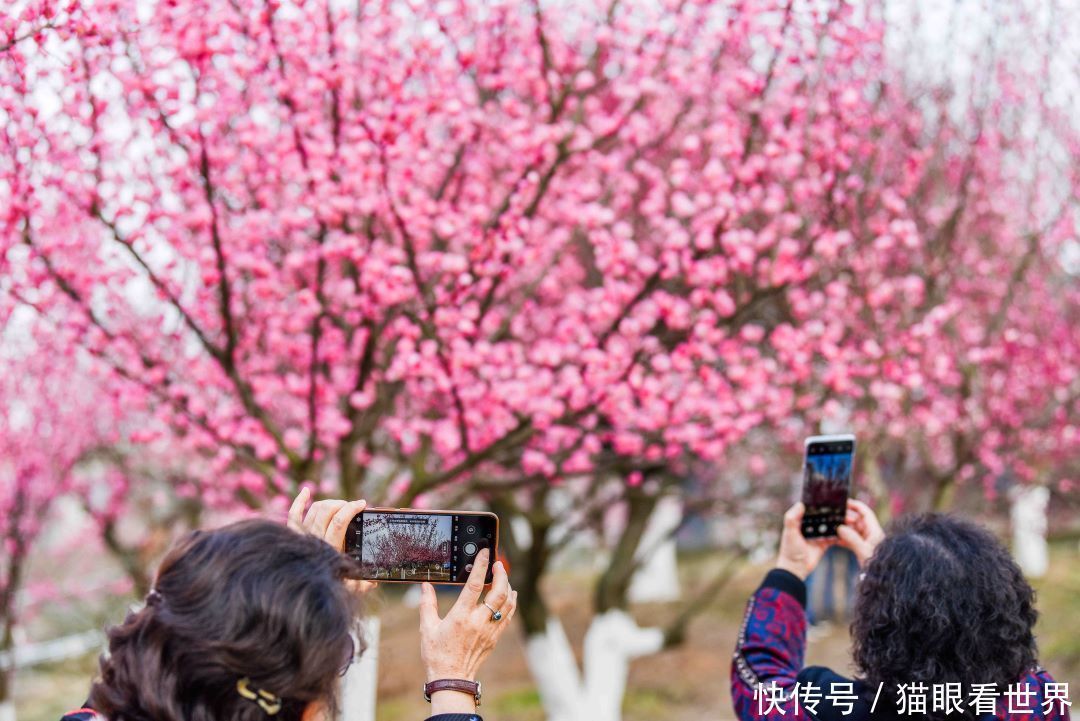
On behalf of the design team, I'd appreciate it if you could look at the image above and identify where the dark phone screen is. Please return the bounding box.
[801,440,854,537]
[345,511,496,584]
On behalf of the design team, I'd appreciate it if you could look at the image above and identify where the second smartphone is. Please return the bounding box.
[800,434,856,538]
[343,509,499,584]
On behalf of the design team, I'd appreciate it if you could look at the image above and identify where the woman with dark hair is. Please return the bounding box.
[64,490,516,721]
[732,500,1071,721]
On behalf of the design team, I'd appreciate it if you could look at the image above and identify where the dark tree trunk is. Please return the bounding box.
[595,484,659,614]
[489,492,554,636]
[0,616,13,712]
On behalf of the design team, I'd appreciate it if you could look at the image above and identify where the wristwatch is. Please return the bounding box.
[423,679,482,706]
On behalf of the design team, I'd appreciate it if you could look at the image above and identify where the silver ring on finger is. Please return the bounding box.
[482,601,503,622]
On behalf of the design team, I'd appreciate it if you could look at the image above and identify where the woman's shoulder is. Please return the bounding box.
[1016,666,1069,701]
[1015,667,1070,707]
[1025,667,1061,685]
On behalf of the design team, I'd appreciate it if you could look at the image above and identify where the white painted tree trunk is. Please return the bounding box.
[1011,485,1049,578]
[0,700,14,721]
[583,611,664,721]
[524,618,584,721]
[628,495,682,603]
[524,612,665,721]
[340,617,380,721]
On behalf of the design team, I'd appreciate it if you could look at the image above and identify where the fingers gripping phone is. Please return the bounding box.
[343,509,499,585]
[800,434,856,539]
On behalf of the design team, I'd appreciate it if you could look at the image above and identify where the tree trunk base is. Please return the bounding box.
[1011,486,1049,578]
[340,617,380,721]
[525,611,665,721]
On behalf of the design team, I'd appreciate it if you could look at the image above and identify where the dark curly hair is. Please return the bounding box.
[851,513,1038,708]
[90,519,365,721]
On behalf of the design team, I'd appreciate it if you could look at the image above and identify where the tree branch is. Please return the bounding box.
[662,552,743,648]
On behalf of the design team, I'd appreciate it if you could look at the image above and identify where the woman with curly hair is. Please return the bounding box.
[63,490,516,721]
[732,500,1070,721]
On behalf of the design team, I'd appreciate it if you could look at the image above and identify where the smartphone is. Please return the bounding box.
[343,509,499,584]
[800,434,856,538]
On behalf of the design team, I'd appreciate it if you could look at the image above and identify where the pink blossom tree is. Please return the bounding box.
[2,0,1077,719]
[788,1,1080,515]
[0,321,120,716]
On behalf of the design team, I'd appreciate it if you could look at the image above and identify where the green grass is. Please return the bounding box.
[624,686,692,720]
[489,687,544,717]
[1031,541,1080,681]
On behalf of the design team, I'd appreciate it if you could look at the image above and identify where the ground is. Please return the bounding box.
[12,545,1079,721]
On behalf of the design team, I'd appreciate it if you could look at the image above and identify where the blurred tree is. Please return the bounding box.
[0,326,119,720]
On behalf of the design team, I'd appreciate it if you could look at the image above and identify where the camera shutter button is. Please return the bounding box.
[463,541,478,556]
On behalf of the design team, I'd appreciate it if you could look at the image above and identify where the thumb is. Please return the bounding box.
[418,582,441,629]
[836,524,869,561]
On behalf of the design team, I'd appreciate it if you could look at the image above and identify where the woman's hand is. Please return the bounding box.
[775,502,833,580]
[287,488,376,594]
[836,498,885,566]
[418,548,517,713]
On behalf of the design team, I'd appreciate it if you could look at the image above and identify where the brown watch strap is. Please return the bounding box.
[423,679,482,706]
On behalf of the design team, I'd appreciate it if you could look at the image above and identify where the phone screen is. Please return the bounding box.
[345,510,497,584]
[801,437,855,538]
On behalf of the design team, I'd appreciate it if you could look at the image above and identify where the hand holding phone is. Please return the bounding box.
[287,489,379,595]
[289,489,517,712]
[286,491,500,586]
[418,548,517,681]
